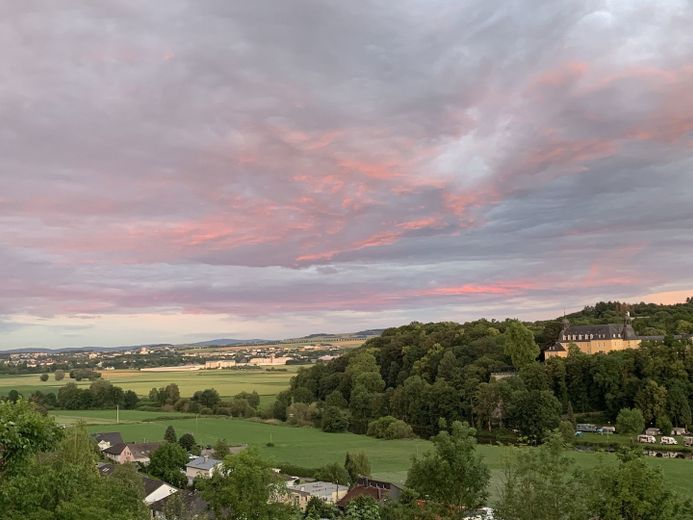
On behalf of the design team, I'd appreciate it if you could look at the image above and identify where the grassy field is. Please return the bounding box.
[47,409,693,503]
[0,367,299,401]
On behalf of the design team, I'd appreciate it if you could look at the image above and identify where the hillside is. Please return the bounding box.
[282,301,693,442]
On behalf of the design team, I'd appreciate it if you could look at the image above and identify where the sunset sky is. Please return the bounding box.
[1,1,692,348]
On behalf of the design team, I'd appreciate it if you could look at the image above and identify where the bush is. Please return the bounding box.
[39,374,49,382]
[367,416,414,439]
[199,407,213,415]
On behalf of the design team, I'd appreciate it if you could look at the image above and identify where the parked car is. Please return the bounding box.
[638,434,657,444]
[660,436,678,445]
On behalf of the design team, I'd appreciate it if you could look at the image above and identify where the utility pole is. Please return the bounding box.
[116,404,120,424]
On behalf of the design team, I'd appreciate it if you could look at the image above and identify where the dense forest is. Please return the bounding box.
[278,300,693,441]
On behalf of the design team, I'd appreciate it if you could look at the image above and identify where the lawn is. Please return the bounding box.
[0,367,299,401]
[47,410,693,503]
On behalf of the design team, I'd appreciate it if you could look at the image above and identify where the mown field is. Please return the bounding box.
[0,367,300,402]
[48,410,693,503]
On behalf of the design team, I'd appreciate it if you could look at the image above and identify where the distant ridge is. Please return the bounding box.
[0,329,386,353]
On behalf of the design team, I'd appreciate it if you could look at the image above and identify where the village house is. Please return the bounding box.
[185,456,222,485]
[103,442,161,464]
[97,463,179,507]
[545,313,642,359]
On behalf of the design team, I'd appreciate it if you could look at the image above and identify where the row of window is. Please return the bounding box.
[562,333,622,341]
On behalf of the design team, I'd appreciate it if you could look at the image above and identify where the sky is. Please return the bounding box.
[1,1,692,349]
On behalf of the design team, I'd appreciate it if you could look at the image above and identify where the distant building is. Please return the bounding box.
[185,456,222,485]
[205,360,237,369]
[545,313,641,359]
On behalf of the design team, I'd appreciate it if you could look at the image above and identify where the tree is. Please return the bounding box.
[507,389,561,443]
[179,433,197,452]
[123,390,139,409]
[345,496,381,520]
[587,450,687,520]
[7,389,21,403]
[304,496,338,519]
[39,373,49,382]
[0,399,63,474]
[495,434,590,520]
[148,442,188,488]
[213,438,230,460]
[321,406,350,432]
[635,380,667,424]
[345,452,371,483]
[406,421,489,516]
[315,462,350,486]
[0,425,149,520]
[504,320,539,370]
[616,408,645,434]
[234,391,260,409]
[198,448,295,519]
[54,369,65,381]
[192,388,220,408]
[164,425,178,443]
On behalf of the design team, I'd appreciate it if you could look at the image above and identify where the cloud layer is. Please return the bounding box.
[1,0,692,347]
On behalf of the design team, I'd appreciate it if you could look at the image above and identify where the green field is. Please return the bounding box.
[0,367,299,401]
[48,409,693,503]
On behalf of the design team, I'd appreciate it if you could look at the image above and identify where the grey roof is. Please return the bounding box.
[150,490,212,518]
[142,477,169,496]
[186,456,221,471]
[559,321,638,341]
[103,442,127,455]
[93,432,124,446]
[128,442,160,459]
[545,342,566,352]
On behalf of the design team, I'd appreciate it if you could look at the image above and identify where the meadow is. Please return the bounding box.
[48,409,693,503]
[0,367,299,402]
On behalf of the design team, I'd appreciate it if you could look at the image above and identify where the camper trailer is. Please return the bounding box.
[638,434,657,444]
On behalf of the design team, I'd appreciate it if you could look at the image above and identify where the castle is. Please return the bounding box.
[544,312,641,359]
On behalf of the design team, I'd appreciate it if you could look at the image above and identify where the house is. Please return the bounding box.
[96,463,180,511]
[104,442,161,464]
[142,477,178,505]
[545,313,641,359]
[286,480,349,510]
[337,477,403,508]
[185,456,222,485]
[93,432,124,452]
[151,490,212,519]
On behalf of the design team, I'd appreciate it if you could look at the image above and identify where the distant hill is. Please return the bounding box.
[184,339,271,347]
[0,329,386,353]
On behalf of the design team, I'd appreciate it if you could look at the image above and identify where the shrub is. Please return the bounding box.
[367,416,414,439]
[39,374,49,382]
[657,415,673,436]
